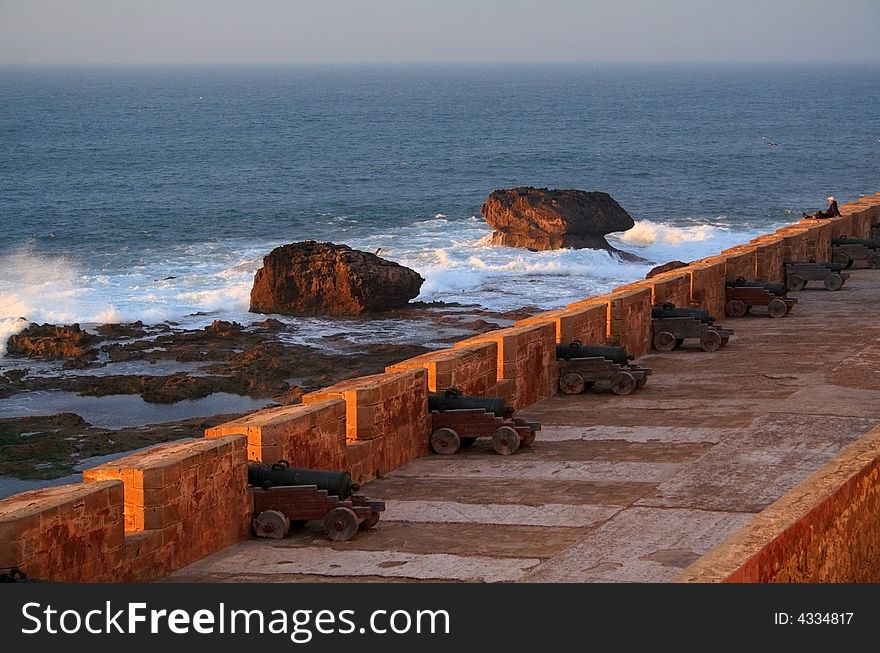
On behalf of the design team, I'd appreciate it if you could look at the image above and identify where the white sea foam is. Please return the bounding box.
[617,220,718,246]
[0,245,265,355]
[0,248,105,324]
[607,219,768,266]
[0,318,29,356]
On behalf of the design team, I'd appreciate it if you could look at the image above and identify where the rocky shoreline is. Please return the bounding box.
[0,302,538,481]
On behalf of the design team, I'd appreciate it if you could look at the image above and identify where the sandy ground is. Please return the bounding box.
[168,268,880,583]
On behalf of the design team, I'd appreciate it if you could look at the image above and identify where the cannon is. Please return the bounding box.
[556,341,651,395]
[651,304,732,352]
[651,303,715,324]
[428,387,511,418]
[556,343,632,366]
[785,262,849,291]
[0,567,28,583]
[248,461,384,543]
[831,236,880,269]
[726,277,787,297]
[248,461,359,500]
[428,388,540,456]
[724,278,797,318]
[831,236,878,248]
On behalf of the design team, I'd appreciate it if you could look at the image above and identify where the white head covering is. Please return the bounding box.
[827,196,835,202]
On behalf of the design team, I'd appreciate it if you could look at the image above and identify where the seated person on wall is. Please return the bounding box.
[803,196,841,219]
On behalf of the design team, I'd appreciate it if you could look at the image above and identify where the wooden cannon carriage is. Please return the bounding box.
[831,236,880,269]
[651,304,733,353]
[556,342,651,396]
[724,278,797,318]
[249,462,385,542]
[785,262,849,291]
[428,389,540,456]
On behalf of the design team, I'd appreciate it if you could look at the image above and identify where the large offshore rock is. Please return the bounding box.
[481,187,636,252]
[250,241,424,316]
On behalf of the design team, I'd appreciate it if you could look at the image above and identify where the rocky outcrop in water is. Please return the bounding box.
[646,260,689,278]
[249,241,424,316]
[95,321,147,339]
[5,323,99,360]
[481,187,636,254]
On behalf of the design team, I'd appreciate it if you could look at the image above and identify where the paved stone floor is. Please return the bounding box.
[169,270,880,583]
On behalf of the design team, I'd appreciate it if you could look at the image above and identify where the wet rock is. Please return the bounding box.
[250,318,287,331]
[249,241,424,316]
[646,260,689,279]
[5,323,99,360]
[3,369,28,382]
[61,358,106,371]
[204,320,244,336]
[95,321,147,339]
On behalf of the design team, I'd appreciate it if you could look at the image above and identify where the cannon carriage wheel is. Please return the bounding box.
[823,273,844,291]
[253,509,290,539]
[492,426,521,455]
[430,427,461,455]
[323,507,360,542]
[559,372,586,395]
[652,331,677,352]
[832,252,852,268]
[610,371,636,396]
[725,299,748,318]
[359,510,381,531]
[700,329,723,352]
[636,375,648,389]
[867,251,880,269]
[767,298,788,318]
[520,429,537,447]
[786,274,806,292]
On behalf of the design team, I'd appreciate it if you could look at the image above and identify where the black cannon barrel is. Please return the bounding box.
[832,236,879,248]
[725,277,787,296]
[785,261,847,272]
[556,342,633,365]
[428,388,511,418]
[651,304,715,324]
[248,462,358,499]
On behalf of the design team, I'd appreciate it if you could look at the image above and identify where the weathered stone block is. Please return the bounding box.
[455,323,556,409]
[605,288,652,357]
[719,247,757,281]
[205,399,347,469]
[386,342,498,395]
[0,481,125,582]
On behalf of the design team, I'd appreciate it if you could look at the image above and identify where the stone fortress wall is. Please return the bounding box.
[3,195,880,582]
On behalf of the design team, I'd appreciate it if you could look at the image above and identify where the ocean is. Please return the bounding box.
[2,63,879,352]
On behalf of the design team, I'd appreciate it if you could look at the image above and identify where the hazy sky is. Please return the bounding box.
[1,0,879,65]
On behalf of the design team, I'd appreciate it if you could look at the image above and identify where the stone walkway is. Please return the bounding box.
[169,270,880,582]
